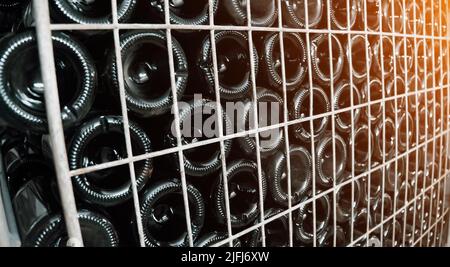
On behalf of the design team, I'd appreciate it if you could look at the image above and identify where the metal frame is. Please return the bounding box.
[2,0,447,247]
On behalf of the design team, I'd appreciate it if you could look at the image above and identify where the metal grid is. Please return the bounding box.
[2,0,448,247]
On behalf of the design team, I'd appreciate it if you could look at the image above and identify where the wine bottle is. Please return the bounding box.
[336,173,363,223]
[373,116,396,162]
[406,75,424,111]
[282,0,323,29]
[317,225,346,247]
[140,179,205,247]
[362,165,383,205]
[417,105,428,146]
[5,145,119,247]
[382,0,404,33]
[24,209,119,247]
[416,193,431,233]
[432,40,445,79]
[237,87,284,159]
[223,0,277,27]
[294,191,331,244]
[425,72,436,105]
[403,223,420,247]
[261,32,307,91]
[382,219,402,247]
[360,78,383,125]
[48,0,136,24]
[167,99,232,177]
[357,0,381,31]
[148,0,218,25]
[424,6,439,36]
[429,102,442,135]
[395,179,414,205]
[333,80,362,133]
[438,9,448,37]
[371,36,395,79]
[0,30,96,133]
[68,115,153,206]
[371,193,393,225]
[416,39,432,74]
[211,159,267,228]
[329,0,358,30]
[247,209,289,247]
[385,76,407,113]
[346,208,373,242]
[289,85,330,143]
[2,132,54,195]
[195,232,241,247]
[347,123,374,173]
[385,155,406,192]
[310,34,344,86]
[367,235,382,247]
[106,30,188,117]
[406,1,424,34]
[343,34,372,84]
[198,30,258,100]
[315,131,347,188]
[267,145,312,207]
[396,110,414,152]
[395,38,414,76]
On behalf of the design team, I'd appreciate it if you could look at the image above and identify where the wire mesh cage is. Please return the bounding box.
[0,0,449,247]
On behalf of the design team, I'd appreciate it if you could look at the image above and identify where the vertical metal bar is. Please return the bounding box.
[275,0,294,247]
[246,0,267,247]
[410,0,421,247]
[302,0,318,247]
[377,0,388,246]
[207,0,233,247]
[417,0,429,247]
[426,0,438,246]
[400,0,410,248]
[440,0,450,247]
[433,0,445,247]
[32,0,83,247]
[361,0,374,247]
[0,189,10,247]
[390,0,400,247]
[110,0,146,247]
[162,0,195,247]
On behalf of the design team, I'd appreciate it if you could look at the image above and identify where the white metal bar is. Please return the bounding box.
[389,0,400,247]
[67,89,450,177]
[46,23,450,39]
[110,0,146,247]
[245,0,267,247]
[401,0,410,248]
[32,0,83,247]
[275,0,294,247]
[377,0,388,246]
[162,0,195,247]
[207,0,233,247]
[410,0,421,247]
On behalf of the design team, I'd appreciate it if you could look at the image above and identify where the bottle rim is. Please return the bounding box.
[263,32,307,90]
[69,115,153,206]
[213,159,267,228]
[51,0,136,24]
[109,30,188,117]
[199,30,258,100]
[0,31,96,133]
[223,0,278,27]
[141,179,205,247]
